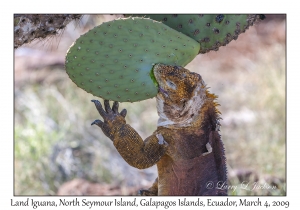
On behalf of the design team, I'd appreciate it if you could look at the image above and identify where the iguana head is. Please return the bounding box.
[153,63,208,127]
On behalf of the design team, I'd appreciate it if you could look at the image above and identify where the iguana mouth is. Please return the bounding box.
[158,87,169,98]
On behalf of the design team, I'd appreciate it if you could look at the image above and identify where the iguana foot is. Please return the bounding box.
[91,99,127,141]
[138,189,158,196]
[138,178,158,196]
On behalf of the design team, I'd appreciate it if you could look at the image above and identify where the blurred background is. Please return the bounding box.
[14,14,286,195]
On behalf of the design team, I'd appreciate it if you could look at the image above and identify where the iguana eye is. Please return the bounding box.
[167,80,176,89]
[168,81,175,86]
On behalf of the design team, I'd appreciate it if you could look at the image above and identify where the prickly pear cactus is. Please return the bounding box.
[125,14,261,53]
[65,17,200,102]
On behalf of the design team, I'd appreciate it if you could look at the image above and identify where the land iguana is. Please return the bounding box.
[91,64,227,195]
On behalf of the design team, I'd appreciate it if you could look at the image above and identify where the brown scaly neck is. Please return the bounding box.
[156,83,221,130]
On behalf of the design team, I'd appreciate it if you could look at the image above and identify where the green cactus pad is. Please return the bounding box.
[65,17,200,102]
[125,14,261,54]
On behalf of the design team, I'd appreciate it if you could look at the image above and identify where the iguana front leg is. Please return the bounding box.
[91,99,168,169]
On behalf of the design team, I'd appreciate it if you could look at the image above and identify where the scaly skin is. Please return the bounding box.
[91,64,227,195]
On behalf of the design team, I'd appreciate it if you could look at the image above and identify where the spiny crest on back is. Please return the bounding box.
[201,87,222,130]
[205,88,221,115]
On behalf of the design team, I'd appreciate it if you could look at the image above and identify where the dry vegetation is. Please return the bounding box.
[14,15,286,195]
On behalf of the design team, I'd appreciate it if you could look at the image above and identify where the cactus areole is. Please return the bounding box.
[65,17,200,102]
[125,14,262,54]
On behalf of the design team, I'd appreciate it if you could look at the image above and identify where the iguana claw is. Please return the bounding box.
[91,119,101,126]
[91,99,127,141]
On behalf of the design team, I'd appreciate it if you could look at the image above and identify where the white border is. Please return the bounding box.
[3,1,296,209]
